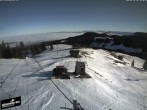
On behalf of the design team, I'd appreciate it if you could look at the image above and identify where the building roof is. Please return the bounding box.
[76,62,85,66]
[70,49,80,52]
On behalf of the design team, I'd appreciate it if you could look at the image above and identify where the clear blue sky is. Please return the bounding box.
[0,0,147,37]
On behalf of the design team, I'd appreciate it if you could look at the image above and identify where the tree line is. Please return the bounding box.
[0,41,25,58]
[0,41,54,59]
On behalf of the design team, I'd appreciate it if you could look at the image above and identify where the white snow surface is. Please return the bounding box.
[91,41,142,53]
[0,44,147,110]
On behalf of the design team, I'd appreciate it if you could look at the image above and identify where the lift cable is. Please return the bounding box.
[0,60,21,99]
[33,58,73,104]
[33,57,84,110]
[0,59,21,88]
[12,58,27,97]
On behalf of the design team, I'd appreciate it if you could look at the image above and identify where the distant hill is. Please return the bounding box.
[65,32,107,45]
[65,32,147,58]
[111,32,147,52]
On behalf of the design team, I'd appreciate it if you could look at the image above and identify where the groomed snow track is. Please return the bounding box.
[0,44,147,110]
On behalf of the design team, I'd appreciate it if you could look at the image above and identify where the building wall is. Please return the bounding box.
[75,62,85,75]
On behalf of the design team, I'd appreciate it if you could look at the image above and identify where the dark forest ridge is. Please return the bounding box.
[0,31,147,59]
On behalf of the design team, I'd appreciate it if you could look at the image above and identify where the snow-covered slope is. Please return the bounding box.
[106,31,132,36]
[91,41,142,53]
[0,44,147,110]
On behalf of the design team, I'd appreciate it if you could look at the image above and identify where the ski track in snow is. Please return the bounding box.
[0,44,147,110]
[39,92,54,110]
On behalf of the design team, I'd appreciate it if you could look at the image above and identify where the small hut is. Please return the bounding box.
[70,49,80,58]
[75,62,85,75]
